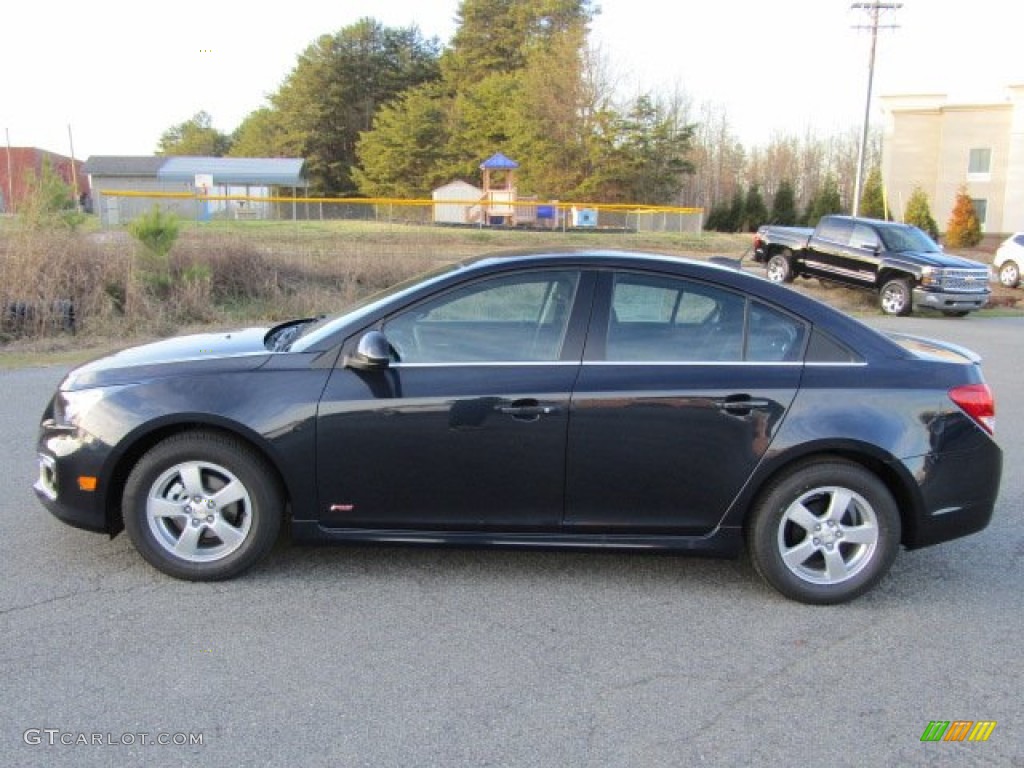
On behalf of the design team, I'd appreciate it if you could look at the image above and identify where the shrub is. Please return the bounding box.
[128,206,181,297]
[903,187,939,240]
[17,160,85,231]
[945,186,983,247]
[0,229,116,339]
[128,205,180,257]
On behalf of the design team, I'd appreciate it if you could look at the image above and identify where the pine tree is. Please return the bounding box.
[904,187,939,240]
[859,166,887,220]
[769,180,797,225]
[726,189,745,232]
[353,83,455,197]
[443,0,595,89]
[356,1,613,200]
[268,19,441,195]
[805,176,843,225]
[705,202,732,232]
[743,184,768,231]
[944,186,983,247]
[229,108,287,158]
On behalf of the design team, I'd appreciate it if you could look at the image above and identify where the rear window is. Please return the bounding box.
[805,330,862,363]
[816,218,853,245]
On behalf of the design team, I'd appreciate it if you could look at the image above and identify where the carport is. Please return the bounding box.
[84,155,307,225]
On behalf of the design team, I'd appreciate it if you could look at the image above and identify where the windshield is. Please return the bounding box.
[877,223,940,253]
[287,260,464,352]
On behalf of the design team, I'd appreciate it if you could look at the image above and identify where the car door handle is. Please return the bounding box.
[496,399,560,419]
[717,397,771,414]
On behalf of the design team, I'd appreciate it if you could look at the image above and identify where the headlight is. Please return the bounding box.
[919,267,941,287]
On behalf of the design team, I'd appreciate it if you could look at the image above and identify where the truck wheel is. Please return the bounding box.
[766,252,795,284]
[879,278,912,316]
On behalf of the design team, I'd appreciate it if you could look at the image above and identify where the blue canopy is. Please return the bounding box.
[480,153,519,170]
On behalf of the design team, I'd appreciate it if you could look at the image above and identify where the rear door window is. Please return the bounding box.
[816,218,853,246]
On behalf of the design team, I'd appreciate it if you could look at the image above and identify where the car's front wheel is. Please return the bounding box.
[747,460,900,604]
[123,432,283,580]
[999,260,1020,288]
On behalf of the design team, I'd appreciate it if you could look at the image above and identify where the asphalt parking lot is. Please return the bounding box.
[1,315,1021,768]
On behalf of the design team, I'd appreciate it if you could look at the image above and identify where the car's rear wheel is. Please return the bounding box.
[123,432,282,580]
[747,460,900,604]
[766,252,795,283]
[879,277,913,316]
[999,260,1020,288]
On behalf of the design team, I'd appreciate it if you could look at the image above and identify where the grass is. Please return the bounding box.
[0,338,128,370]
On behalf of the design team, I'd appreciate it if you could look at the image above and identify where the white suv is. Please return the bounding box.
[994,233,1023,288]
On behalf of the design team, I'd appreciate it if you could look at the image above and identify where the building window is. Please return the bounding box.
[968,148,992,179]
[971,198,988,230]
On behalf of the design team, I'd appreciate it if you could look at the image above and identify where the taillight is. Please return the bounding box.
[753,234,764,250]
[949,384,995,435]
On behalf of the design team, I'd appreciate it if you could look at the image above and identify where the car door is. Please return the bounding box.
[803,217,854,280]
[564,270,805,534]
[315,269,593,531]
[845,222,883,285]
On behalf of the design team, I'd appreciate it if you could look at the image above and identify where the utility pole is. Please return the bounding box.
[68,124,80,211]
[4,128,13,214]
[851,1,901,217]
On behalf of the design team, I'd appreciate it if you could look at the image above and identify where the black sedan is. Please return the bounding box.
[34,251,1002,604]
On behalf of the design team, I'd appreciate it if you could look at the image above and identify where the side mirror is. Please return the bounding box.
[345,330,391,371]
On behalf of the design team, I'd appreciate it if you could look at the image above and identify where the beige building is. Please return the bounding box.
[880,85,1024,234]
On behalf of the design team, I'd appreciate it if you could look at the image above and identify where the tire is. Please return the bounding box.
[999,260,1020,288]
[941,310,970,318]
[123,432,283,581]
[747,459,901,605]
[879,277,913,316]
[766,251,795,284]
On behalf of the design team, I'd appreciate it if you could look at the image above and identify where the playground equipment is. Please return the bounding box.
[477,152,518,225]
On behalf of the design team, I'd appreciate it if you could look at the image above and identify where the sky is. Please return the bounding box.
[2,0,1021,160]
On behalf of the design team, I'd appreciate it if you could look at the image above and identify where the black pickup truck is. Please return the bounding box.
[752,215,991,316]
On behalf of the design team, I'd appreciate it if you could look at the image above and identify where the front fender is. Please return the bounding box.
[878,257,924,280]
[77,370,328,533]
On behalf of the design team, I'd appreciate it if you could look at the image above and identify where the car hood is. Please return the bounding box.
[894,250,986,270]
[62,327,273,391]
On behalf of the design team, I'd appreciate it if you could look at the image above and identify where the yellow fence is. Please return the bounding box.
[95,190,704,234]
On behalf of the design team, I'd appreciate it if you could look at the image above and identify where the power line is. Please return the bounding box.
[851,1,901,217]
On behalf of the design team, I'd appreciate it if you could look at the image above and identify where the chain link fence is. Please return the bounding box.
[94,191,704,234]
